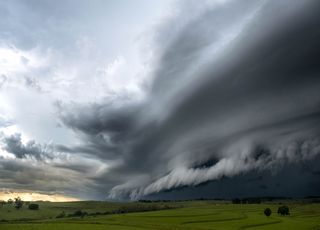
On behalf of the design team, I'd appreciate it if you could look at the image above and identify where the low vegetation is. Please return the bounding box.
[28,203,39,210]
[0,199,319,230]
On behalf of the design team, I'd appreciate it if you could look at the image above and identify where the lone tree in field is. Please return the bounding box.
[277,205,290,216]
[14,197,24,210]
[264,208,272,217]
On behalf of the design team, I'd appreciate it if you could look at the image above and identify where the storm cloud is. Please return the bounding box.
[1,133,53,160]
[1,0,320,200]
[57,0,320,199]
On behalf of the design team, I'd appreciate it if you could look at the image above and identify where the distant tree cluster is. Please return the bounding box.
[0,197,39,211]
[263,205,290,217]
[278,205,290,216]
[55,203,177,219]
[0,197,23,209]
[232,198,262,204]
[0,200,6,207]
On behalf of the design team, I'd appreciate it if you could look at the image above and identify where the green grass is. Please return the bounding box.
[0,200,319,229]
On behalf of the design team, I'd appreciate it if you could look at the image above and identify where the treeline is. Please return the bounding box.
[138,198,225,203]
[56,203,177,219]
[304,196,320,203]
[232,198,264,204]
[139,197,294,204]
[138,199,185,203]
[232,197,294,204]
[231,196,320,204]
[0,197,39,210]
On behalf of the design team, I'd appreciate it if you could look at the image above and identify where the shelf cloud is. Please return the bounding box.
[1,0,320,200]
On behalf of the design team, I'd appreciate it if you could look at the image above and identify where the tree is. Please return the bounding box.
[264,208,271,217]
[28,203,39,210]
[14,197,23,210]
[277,205,290,216]
[7,199,13,204]
[0,200,6,207]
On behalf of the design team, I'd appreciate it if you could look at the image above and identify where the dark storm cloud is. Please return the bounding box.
[56,0,320,199]
[145,155,320,200]
[1,133,53,160]
[149,0,260,102]
[57,101,142,160]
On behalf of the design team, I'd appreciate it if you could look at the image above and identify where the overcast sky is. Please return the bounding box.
[1,0,320,200]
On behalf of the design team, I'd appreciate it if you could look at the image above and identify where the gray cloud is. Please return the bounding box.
[1,0,320,200]
[0,157,97,198]
[24,77,42,91]
[1,133,53,160]
[55,0,320,200]
[0,132,111,199]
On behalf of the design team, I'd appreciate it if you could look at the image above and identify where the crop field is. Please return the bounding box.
[0,200,320,230]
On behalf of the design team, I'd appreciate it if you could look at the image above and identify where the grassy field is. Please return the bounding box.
[0,200,319,229]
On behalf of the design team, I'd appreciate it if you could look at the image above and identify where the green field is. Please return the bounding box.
[1,200,320,229]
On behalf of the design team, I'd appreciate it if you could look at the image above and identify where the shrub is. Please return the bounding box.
[68,210,88,218]
[277,205,290,216]
[28,203,39,210]
[56,211,66,218]
[264,208,271,217]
